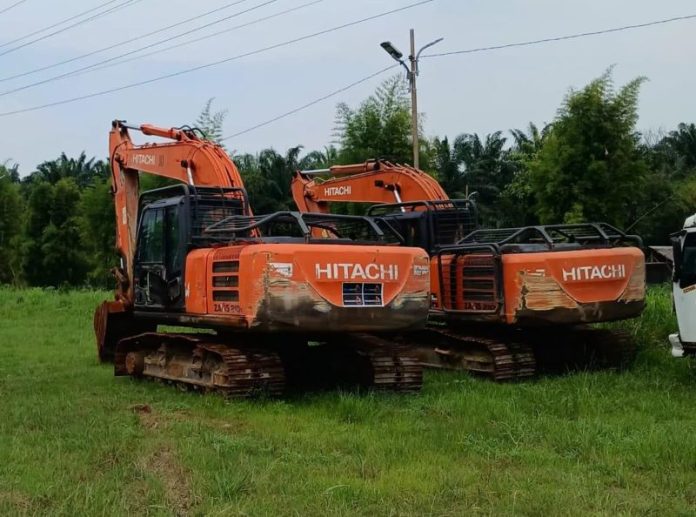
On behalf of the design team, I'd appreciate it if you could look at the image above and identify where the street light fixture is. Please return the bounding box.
[380,41,404,62]
[379,30,443,169]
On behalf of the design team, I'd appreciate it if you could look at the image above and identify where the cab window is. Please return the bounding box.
[138,208,165,263]
[679,232,696,288]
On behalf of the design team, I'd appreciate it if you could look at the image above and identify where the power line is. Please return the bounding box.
[423,13,696,58]
[0,0,28,16]
[0,0,123,49]
[218,12,696,140]
[0,0,251,82]
[0,0,434,117]
[68,0,324,79]
[0,0,145,58]
[0,0,279,97]
[222,64,398,140]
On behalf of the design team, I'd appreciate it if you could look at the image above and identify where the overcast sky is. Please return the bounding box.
[0,0,694,174]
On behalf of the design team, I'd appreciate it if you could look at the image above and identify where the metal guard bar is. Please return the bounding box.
[458,222,643,249]
[203,211,402,243]
[436,243,503,315]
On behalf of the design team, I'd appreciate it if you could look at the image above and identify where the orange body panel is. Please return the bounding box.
[183,249,209,314]
[429,248,645,325]
[501,247,645,324]
[181,243,431,332]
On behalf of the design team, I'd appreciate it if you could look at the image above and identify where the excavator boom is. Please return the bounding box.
[292,160,449,214]
[109,120,248,306]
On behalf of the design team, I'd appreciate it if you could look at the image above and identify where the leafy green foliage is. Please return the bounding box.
[528,70,649,226]
[0,164,23,284]
[334,75,413,164]
[235,146,327,214]
[195,97,228,148]
[24,179,88,287]
[78,178,116,288]
[26,152,109,188]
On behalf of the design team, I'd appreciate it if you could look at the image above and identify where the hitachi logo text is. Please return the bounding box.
[324,186,351,197]
[562,264,626,282]
[130,154,156,166]
[315,263,399,281]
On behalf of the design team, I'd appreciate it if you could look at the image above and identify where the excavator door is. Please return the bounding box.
[133,196,187,310]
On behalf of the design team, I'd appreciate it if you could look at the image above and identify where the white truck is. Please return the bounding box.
[669,214,696,358]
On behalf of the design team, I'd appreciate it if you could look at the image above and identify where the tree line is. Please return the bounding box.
[0,69,694,288]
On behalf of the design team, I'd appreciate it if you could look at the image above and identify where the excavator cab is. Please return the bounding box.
[369,199,479,252]
[133,185,248,311]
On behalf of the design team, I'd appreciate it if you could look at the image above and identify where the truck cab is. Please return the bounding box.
[669,214,696,358]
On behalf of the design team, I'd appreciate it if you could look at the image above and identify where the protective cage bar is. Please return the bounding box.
[458,222,643,249]
[203,211,406,245]
[436,244,503,315]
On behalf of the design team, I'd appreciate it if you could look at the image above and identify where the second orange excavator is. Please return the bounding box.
[94,124,431,396]
[292,160,646,380]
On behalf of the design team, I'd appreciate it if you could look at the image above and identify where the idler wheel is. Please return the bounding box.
[125,351,145,377]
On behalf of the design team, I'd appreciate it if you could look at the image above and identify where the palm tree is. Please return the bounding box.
[510,122,549,157]
[298,146,339,170]
[663,123,696,170]
[431,137,463,197]
[29,152,108,187]
[451,132,517,226]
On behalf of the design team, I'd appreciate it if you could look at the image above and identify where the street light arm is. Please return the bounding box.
[416,37,444,61]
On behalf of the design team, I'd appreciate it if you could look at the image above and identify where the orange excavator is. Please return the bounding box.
[94,123,431,396]
[292,160,646,380]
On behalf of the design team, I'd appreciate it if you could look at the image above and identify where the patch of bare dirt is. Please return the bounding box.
[131,403,166,430]
[171,409,248,433]
[0,491,32,513]
[140,446,197,516]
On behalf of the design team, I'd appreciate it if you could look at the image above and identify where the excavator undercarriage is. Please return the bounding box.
[109,331,423,397]
[402,325,636,381]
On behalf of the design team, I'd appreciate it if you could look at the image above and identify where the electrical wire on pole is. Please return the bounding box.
[0,0,28,16]
[0,0,253,82]
[222,64,399,140]
[51,0,325,82]
[422,13,696,58]
[0,0,435,117]
[0,0,123,48]
[0,0,280,97]
[0,0,145,58]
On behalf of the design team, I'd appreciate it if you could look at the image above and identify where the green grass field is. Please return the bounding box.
[1,287,695,516]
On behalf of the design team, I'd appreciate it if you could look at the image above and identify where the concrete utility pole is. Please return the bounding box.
[380,30,443,169]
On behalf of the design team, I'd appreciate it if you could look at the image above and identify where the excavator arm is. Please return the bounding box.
[291,159,450,214]
[108,120,247,306]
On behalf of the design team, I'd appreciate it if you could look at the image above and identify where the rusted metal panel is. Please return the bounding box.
[502,247,646,325]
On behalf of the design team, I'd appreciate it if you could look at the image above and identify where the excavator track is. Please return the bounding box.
[351,335,423,392]
[401,326,635,381]
[405,328,537,381]
[115,333,286,398]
